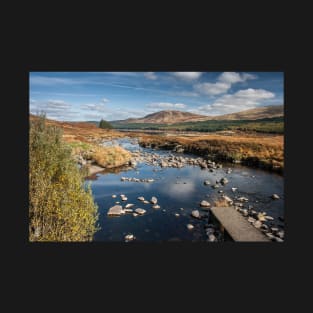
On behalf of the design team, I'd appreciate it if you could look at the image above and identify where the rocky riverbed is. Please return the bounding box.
[84,138,284,242]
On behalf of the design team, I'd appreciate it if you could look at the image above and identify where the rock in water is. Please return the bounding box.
[125,203,134,209]
[152,205,160,209]
[137,196,145,201]
[222,195,233,204]
[208,234,217,242]
[186,224,194,230]
[220,177,229,185]
[112,195,117,198]
[107,205,125,216]
[124,208,133,213]
[150,196,158,204]
[125,234,135,241]
[191,210,200,218]
[175,213,180,217]
[135,208,146,215]
[200,200,211,207]
[121,195,128,201]
[231,187,237,192]
[133,213,139,217]
[272,194,280,200]
[143,200,150,204]
[204,180,211,185]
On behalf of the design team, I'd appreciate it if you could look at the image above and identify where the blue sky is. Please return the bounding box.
[29,72,284,121]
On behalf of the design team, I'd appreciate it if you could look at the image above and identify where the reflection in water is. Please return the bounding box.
[87,138,284,242]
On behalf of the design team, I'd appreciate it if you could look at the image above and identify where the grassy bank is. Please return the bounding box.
[136,132,284,173]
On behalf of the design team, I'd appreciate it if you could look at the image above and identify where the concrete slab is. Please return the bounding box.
[210,206,270,242]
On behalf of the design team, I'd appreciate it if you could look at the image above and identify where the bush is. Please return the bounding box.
[29,115,99,241]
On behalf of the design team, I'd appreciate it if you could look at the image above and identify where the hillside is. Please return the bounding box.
[211,105,284,120]
[112,105,283,125]
[114,110,210,124]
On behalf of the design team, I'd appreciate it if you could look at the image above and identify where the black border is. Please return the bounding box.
[7,21,306,301]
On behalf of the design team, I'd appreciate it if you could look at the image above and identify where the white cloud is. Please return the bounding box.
[195,88,275,115]
[80,103,107,112]
[194,72,257,96]
[194,82,230,96]
[172,72,202,81]
[146,102,186,109]
[101,98,109,103]
[144,72,157,80]
[218,72,257,84]
[29,99,79,120]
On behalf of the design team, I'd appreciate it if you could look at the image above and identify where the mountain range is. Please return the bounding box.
[111,105,283,124]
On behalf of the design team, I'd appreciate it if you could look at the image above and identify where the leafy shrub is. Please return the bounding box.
[29,116,99,241]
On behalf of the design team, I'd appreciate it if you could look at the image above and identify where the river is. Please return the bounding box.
[85,138,284,242]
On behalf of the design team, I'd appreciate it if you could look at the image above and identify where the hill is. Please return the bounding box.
[112,105,283,125]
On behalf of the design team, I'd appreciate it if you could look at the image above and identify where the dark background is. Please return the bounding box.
[4,3,310,310]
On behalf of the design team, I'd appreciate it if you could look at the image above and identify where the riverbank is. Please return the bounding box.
[129,132,283,174]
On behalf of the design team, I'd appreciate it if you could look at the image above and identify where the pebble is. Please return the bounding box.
[272,194,280,200]
[208,234,217,242]
[191,210,200,218]
[200,200,211,207]
[125,234,135,241]
[135,208,146,215]
[150,196,158,204]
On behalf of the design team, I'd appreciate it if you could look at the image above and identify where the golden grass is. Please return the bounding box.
[134,132,284,172]
[92,146,131,168]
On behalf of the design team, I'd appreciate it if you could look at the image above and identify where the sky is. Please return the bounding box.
[29,72,284,121]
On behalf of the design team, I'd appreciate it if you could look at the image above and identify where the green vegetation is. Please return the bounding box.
[29,115,99,242]
[99,119,113,129]
[112,117,284,134]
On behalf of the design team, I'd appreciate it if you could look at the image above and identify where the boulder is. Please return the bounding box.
[200,200,211,207]
[220,177,229,185]
[125,234,135,241]
[150,196,158,204]
[191,210,200,218]
[107,205,125,216]
[135,208,146,215]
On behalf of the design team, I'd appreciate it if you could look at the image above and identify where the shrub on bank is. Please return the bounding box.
[29,116,99,241]
[92,146,131,168]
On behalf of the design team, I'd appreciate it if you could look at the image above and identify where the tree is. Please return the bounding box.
[29,115,99,241]
[99,119,113,129]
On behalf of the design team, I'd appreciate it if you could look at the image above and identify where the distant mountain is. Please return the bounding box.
[113,110,211,125]
[210,105,284,121]
[112,105,284,125]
